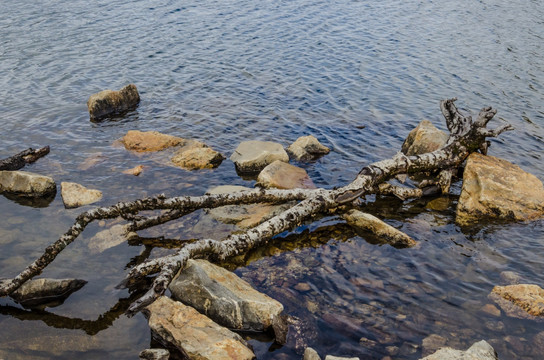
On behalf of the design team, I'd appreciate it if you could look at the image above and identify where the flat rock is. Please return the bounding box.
[287,135,330,161]
[139,348,169,360]
[303,347,321,360]
[172,142,224,170]
[343,209,416,247]
[489,284,544,320]
[421,334,447,357]
[122,165,144,176]
[88,224,129,253]
[0,170,56,197]
[144,296,255,360]
[60,182,102,208]
[257,160,316,189]
[170,259,287,343]
[9,278,87,308]
[401,120,448,156]
[456,153,544,225]
[230,140,289,173]
[420,340,497,360]
[87,84,140,121]
[122,130,186,152]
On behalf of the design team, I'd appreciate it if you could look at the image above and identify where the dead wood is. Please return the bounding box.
[0,146,50,171]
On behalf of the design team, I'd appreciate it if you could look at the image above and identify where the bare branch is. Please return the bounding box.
[0,146,50,171]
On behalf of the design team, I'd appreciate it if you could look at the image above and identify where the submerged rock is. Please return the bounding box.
[401,120,448,156]
[122,165,144,176]
[60,182,102,208]
[8,278,87,308]
[257,160,316,189]
[171,142,224,170]
[420,340,497,360]
[87,84,140,121]
[88,224,129,253]
[287,135,330,161]
[489,284,544,320]
[0,170,56,197]
[121,130,186,152]
[144,296,255,360]
[421,334,447,358]
[456,153,544,225]
[169,259,288,343]
[230,140,289,173]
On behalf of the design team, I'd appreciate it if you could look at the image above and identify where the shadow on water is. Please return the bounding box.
[1,191,56,208]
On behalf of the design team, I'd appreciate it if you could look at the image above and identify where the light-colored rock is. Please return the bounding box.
[121,130,186,152]
[287,135,330,161]
[206,185,292,229]
[324,356,360,360]
[401,120,448,156]
[171,143,224,170]
[230,140,289,173]
[422,334,447,357]
[122,165,144,176]
[420,340,497,360]
[144,296,255,360]
[456,153,544,225]
[88,224,129,253]
[170,259,287,343]
[8,278,87,307]
[0,170,56,197]
[257,160,316,189]
[87,84,140,121]
[139,348,169,360]
[481,304,501,317]
[489,284,544,320]
[499,271,522,285]
[303,347,321,360]
[60,182,102,208]
[343,209,416,247]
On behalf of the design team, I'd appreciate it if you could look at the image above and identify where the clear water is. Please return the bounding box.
[0,0,543,358]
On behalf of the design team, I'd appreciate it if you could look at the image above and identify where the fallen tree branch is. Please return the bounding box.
[0,146,50,171]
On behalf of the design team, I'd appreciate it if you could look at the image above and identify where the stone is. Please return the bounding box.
[500,271,522,285]
[230,140,289,173]
[489,284,544,320]
[456,153,544,225]
[60,182,102,208]
[144,296,255,360]
[420,340,497,360]
[122,165,144,176]
[87,83,140,121]
[287,135,330,161]
[0,170,56,197]
[139,348,169,360]
[481,304,501,317]
[294,282,311,292]
[169,259,287,343]
[343,209,416,247]
[401,120,448,156]
[206,185,292,229]
[8,278,87,308]
[171,143,224,170]
[421,334,447,357]
[121,130,186,152]
[88,224,129,253]
[257,160,316,189]
[324,356,359,360]
[303,347,321,360]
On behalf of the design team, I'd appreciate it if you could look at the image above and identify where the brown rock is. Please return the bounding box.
[60,182,102,208]
[257,160,316,189]
[457,153,544,225]
[230,140,289,173]
[87,84,140,121]
[144,296,255,360]
[481,304,501,317]
[121,130,186,152]
[401,120,448,156]
[122,165,144,176]
[287,135,330,161]
[421,334,447,357]
[489,284,544,319]
[171,143,224,170]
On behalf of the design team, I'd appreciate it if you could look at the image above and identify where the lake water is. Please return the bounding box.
[1,0,543,359]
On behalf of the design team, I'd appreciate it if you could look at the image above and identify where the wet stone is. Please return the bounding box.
[257,160,316,189]
[121,130,186,152]
[489,284,544,320]
[0,170,56,197]
[230,140,289,173]
[420,340,498,360]
[500,271,522,285]
[60,182,102,208]
[9,278,87,308]
[287,135,330,161]
[303,347,321,360]
[401,119,448,156]
[87,83,140,121]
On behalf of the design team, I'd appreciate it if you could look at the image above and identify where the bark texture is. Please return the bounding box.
[0,146,50,171]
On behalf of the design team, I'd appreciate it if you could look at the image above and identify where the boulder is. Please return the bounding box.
[489,284,544,320]
[139,349,169,360]
[303,347,321,360]
[87,84,140,121]
[0,170,56,197]
[8,278,87,308]
[420,340,497,360]
[205,185,292,229]
[287,135,330,161]
[257,160,316,189]
[171,143,224,170]
[343,209,416,247]
[401,120,448,156]
[144,296,255,360]
[456,153,544,225]
[60,182,102,208]
[121,130,186,152]
[230,140,289,173]
[169,259,287,343]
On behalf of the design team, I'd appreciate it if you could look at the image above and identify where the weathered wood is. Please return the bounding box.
[0,146,50,171]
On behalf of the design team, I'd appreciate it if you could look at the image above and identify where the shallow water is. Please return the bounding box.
[1,0,543,358]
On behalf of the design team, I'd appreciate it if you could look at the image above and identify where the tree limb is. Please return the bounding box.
[0,146,50,171]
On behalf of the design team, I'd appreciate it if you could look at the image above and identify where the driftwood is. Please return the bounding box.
[0,99,513,315]
[0,146,50,171]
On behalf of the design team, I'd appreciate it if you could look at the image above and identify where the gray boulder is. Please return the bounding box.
[420,340,497,360]
[230,140,289,173]
[287,135,330,161]
[0,170,56,197]
[7,278,87,308]
[87,84,140,121]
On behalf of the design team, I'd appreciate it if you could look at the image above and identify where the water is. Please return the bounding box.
[1,0,543,358]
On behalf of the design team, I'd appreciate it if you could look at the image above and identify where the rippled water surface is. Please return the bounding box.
[1,0,544,359]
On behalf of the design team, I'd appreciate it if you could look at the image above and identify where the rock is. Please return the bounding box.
[87,83,140,121]
[481,304,501,317]
[139,348,169,360]
[169,259,287,343]
[8,278,87,308]
[420,340,497,360]
[287,135,330,161]
[294,282,311,292]
[489,284,544,320]
[144,296,255,360]
[122,165,144,176]
[171,143,224,170]
[60,182,102,208]
[88,224,129,253]
[324,356,359,360]
[257,160,316,189]
[500,271,522,285]
[343,209,416,247]
[456,153,544,225]
[303,347,321,360]
[401,120,448,156]
[0,170,56,197]
[421,334,447,357]
[122,130,186,152]
[206,185,292,229]
[230,140,289,173]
